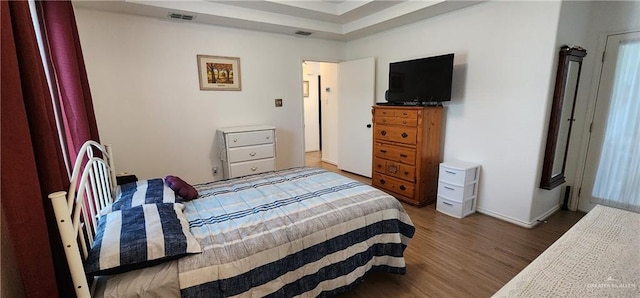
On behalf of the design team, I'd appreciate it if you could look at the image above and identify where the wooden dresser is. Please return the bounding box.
[218,125,276,179]
[371,106,443,206]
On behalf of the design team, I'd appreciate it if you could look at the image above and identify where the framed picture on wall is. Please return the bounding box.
[197,55,241,91]
[303,81,309,97]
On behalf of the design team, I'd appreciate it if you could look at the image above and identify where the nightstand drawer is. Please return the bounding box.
[439,163,479,185]
[229,158,274,177]
[437,180,476,202]
[226,130,274,148]
[374,143,416,165]
[228,144,274,163]
[437,196,476,218]
[374,125,417,145]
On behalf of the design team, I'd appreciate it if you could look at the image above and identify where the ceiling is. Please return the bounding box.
[73,0,485,41]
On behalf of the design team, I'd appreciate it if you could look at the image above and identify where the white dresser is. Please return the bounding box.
[217,125,276,179]
[436,160,480,218]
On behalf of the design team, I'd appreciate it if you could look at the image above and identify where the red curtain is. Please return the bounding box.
[36,0,100,164]
[1,1,72,297]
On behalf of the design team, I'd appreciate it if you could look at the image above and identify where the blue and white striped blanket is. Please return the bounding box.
[178,167,415,297]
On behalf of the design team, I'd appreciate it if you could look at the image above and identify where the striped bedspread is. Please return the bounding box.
[178,167,415,297]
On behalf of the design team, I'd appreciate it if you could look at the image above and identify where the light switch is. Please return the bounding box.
[275,98,283,107]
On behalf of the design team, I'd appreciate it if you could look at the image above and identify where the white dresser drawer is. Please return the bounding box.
[437,180,476,202]
[226,130,274,148]
[229,158,275,177]
[437,196,476,218]
[439,161,480,185]
[228,144,274,163]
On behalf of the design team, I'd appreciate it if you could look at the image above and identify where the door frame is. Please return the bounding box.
[300,57,340,165]
[570,29,640,211]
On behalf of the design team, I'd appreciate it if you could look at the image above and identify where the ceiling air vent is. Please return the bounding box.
[295,30,312,36]
[168,12,195,21]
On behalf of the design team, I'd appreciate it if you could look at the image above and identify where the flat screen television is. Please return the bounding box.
[386,53,454,105]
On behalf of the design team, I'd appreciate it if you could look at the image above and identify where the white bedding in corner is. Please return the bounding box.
[493,205,640,297]
[93,260,179,298]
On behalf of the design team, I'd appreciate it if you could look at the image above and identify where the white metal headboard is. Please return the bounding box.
[49,141,117,298]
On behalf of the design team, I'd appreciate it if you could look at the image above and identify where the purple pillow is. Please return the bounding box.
[164,175,198,201]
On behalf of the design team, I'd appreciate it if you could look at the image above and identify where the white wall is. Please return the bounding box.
[303,62,320,152]
[320,63,339,164]
[531,0,592,221]
[345,1,562,226]
[74,8,345,184]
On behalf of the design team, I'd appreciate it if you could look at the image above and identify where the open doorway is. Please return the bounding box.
[302,61,338,167]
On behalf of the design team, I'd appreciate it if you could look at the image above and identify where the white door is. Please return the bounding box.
[337,57,375,177]
[578,31,640,212]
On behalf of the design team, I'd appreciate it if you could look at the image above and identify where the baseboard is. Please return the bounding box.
[476,204,561,229]
[321,158,337,166]
[531,204,561,227]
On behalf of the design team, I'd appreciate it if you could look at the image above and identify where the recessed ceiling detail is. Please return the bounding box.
[74,0,486,41]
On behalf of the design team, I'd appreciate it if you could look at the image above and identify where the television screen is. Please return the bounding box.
[387,53,454,104]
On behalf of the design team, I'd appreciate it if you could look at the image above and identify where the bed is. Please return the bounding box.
[49,141,415,297]
[493,204,639,297]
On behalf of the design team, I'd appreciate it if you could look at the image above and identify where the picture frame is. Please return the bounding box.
[197,55,241,91]
[303,81,309,97]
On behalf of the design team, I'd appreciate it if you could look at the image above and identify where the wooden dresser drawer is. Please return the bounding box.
[227,144,274,163]
[373,142,416,165]
[374,125,417,145]
[373,158,415,182]
[229,158,275,177]
[375,116,417,127]
[226,130,274,148]
[372,173,415,199]
[393,110,418,119]
[374,108,418,119]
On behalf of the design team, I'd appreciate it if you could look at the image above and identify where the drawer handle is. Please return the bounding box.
[249,152,257,156]
[250,167,258,171]
[266,136,270,140]
[399,154,408,158]
[402,112,408,116]
[402,120,407,124]
[443,201,453,206]
[377,164,382,168]
[380,150,387,153]
[401,132,408,138]
[404,171,409,175]
[233,139,238,142]
[382,119,387,123]
[445,170,457,175]
[381,130,387,136]
[444,186,455,191]
[379,179,386,185]
[399,185,406,191]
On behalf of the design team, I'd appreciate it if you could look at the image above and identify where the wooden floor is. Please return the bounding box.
[305,151,586,298]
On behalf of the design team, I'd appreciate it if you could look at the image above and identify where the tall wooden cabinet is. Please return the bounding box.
[371,106,443,206]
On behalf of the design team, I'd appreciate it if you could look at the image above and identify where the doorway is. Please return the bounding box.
[577,31,640,212]
[302,61,338,167]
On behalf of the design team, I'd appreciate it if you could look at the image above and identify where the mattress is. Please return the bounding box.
[177,167,415,297]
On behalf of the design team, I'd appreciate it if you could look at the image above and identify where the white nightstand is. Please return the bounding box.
[436,160,480,218]
[217,125,276,179]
